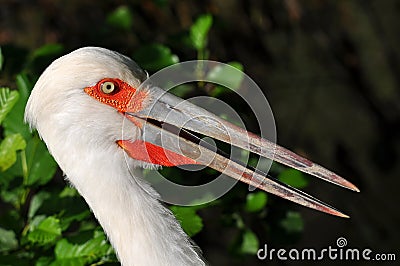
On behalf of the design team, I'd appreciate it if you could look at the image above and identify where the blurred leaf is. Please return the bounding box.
[206,62,244,96]
[190,14,213,50]
[59,187,78,198]
[59,210,91,232]
[280,211,303,233]
[52,231,112,266]
[28,216,62,245]
[245,191,268,212]
[133,44,179,71]
[168,84,193,98]
[107,6,133,30]
[0,227,18,252]
[3,73,32,139]
[31,44,64,60]
[25,136,57,186]
[0,88,19,125]
[240,229,259,255]
[28,191,51,219]
[207,86,224,97]
[35,257,52,266]
[278,168,308,189]
[232,212,245,230]
[15,73,31,101]
[188,193,219,207]
[0,134,26,172]
[57,192,92,231]
[28,44,64,73]
[170,206,203,237]
[0,186,25,208]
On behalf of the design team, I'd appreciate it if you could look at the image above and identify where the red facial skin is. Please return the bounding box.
[84,78,198,166]
[117,140,198,166]
[84,78,147,114]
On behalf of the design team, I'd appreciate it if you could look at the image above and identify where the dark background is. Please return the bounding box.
[1,0,399,265]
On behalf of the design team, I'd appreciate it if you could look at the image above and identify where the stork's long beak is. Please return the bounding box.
[120,86,359,218]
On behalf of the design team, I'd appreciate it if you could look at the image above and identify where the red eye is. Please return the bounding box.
[85,78,145,113]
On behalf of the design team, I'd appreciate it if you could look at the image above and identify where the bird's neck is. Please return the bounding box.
[61,148,204,266]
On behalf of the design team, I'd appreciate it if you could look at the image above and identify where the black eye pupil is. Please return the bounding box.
[101,81,116,94]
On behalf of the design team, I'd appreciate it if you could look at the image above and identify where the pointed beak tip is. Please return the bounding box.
[340,213,350,219]
[336,177,359,192]
[348,183,360,193]
[329,209,350,219]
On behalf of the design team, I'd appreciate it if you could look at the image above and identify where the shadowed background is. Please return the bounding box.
[1,0,399,265]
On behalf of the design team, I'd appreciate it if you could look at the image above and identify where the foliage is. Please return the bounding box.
[240,229,259,255]
[190,14,213,59]
[280,211,304,234]
[0,46,114,265]
[170,206,204,237]
[0,88,19,124]
[106,6,133,31]
[190,14,212,50]
[0,133,26,172]
[245,191,268,213]
[52,231,114,266]
[278,169,309,189]
[0,7,308,265]
[133,44,179,71]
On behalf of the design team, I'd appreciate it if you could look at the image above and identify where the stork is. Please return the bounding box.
[25,47,358,266]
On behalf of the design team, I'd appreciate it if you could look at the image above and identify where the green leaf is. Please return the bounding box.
[280,211,304,233]
[54,240,85,266]
[245,191,268,212]
[206,62,244,96]
[190,14,213,50]
[52,231,112,266]
[28,216,62,245]
[36,256,53,266]
[28,44,64,73]
[28,191,51,219]
[240,229,259,255]
[107,6,133,30]
[59,210,91,232]
[0,185,26,208]
[0,134,26,172]
[31,44,64,60]
[3,73,32,139]
[0,227,18,252]
[15,73,31,102]
[59,187,79,198]
[278,168,309,189]
[133,44,179,71]
[170,206,203,237]
[0,88,19,125]
[25,136,57,186]
[168,84,193,98]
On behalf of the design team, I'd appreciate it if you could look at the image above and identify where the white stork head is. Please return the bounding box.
[25,48,148,169]
[25,47,358,265]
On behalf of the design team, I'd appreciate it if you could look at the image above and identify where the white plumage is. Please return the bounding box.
[25,47,205,266]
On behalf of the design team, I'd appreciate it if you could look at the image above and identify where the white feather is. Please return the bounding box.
[25,47,205,266]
